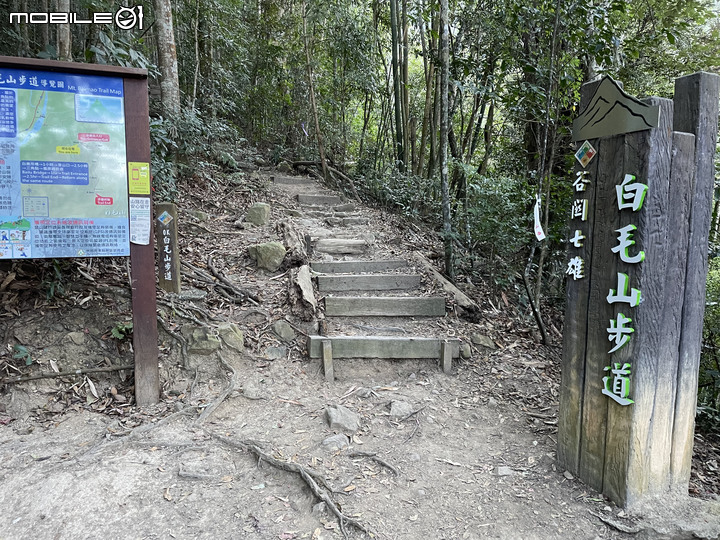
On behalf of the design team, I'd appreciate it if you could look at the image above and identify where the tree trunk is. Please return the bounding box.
[198,0,214,116]
[439,0,453,280]
[17,0,29,56]
[40,0,49,53]
[302,3,330,184]
[427,70,440,178]
[55,0,72,60]
[477,100,494,176]
[358,92,372,162]
[416,6,437,177]
[191,0,201,109]
[153,0,181,116]
[401,0,410,171]
[389,0,405,172]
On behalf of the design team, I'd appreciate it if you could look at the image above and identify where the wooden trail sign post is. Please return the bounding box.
[0,56,159,406]
[155,202,181,293]
[558,73,720,507]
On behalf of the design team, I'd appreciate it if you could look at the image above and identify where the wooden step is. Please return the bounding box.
[272,175,315,185]
[317,274,422,292]
[324,296,445,316]
[297,194,343,205]
[308,335,459,358]
[314,238,368,255]
[312,259,407,273]
[308,335,459,379]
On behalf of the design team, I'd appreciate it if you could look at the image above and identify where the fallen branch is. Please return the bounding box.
[208,431,371,538]
[195,353,237,424]
[181,260,260,307]
[412,252,479,313]
[207,256,261,304]
[349,451,399,476]
[0,364,134,385]
[292,160,361,202]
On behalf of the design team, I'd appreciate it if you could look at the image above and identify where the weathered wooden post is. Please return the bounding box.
[558,73,719,507]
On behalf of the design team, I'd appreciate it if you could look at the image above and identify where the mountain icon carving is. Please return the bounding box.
[572,76,660,141]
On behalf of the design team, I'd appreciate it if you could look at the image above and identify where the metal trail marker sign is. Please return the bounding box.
[558,73,720,507]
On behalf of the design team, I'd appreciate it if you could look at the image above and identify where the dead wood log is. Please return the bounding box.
[287,265,317,321]
[278,220,309,267]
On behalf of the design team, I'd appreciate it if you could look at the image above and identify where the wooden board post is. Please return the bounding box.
[558,72,719,507]
[440,341,452,374]
[155,202,181,293]
[322,340,334,382]
[125,76,160,406]
[671,72,720,485]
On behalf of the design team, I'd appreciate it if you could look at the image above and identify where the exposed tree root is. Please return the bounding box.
[349,451,399,476]
[195,353,237,424]
[208,430,372,539]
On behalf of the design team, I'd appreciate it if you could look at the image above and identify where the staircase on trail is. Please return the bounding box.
[274,175,460,381]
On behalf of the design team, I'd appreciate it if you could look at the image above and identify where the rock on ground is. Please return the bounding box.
[321,433,350,451]
[272,320,296,342]
[325,404,361,433]
[248,241,286,272]
[389,400,414,420]
[245,202,271,226]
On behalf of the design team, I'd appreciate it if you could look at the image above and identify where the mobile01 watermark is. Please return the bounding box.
[10,5,143,30]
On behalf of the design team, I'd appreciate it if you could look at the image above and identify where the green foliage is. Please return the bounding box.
[150,109,239,201]
[110,322,134,341]
[12,344,32,366]
[40,259,68,301]
[87,31,154,71]
[465,174,534,284]
[701,257,720,430]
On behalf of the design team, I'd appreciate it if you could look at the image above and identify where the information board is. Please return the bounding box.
[0,67,129,258]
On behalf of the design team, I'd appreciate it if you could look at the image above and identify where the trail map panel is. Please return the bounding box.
[0,67,129,258]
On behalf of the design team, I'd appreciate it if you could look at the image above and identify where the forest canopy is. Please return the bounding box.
[0,0,719,317]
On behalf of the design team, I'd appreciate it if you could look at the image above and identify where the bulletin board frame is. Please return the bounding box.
[0,56,159,406]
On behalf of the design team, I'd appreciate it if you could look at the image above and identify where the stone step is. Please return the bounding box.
[314,238,368,255]
[317,274,422,292]
[325,217,365,227]
[324,296,445,317]
[308,335,459,379]
[312,259,407,274]
[297,194,343,205]
[341,217,369,226]
[272,175,315,185]
[308,335,459,359]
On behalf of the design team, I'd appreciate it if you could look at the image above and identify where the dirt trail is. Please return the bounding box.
[0,169,718,540]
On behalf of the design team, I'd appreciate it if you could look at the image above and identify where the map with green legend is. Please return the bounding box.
[0,67,129,258]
